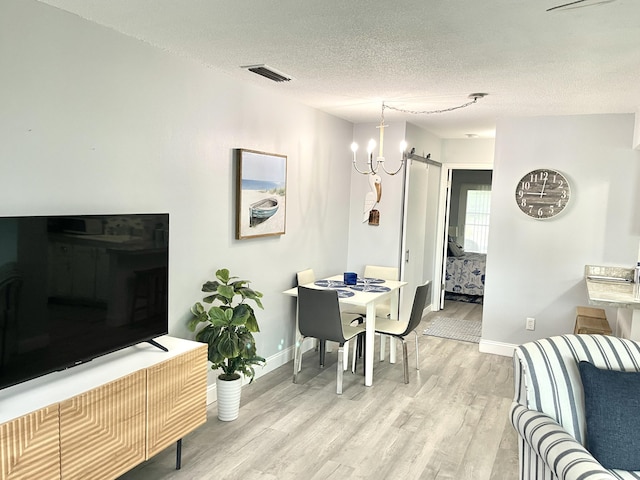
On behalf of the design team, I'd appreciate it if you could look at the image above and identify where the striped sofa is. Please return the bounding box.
[510,334,640,480]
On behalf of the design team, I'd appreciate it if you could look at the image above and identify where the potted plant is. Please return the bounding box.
[188,268,265,421]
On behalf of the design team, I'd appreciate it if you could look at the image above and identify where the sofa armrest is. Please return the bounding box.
[510,402,615,480]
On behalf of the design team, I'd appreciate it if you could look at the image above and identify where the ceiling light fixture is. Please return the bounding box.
[351,94,488,176]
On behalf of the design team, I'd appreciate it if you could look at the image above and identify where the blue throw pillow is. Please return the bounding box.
[578,361,640,470]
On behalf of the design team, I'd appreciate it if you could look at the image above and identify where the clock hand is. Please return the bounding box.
[540,178,547,198]
[525,192,547,196]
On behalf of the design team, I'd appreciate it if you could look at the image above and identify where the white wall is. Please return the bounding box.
[441,139,496,166]
[483,114,640,350]
[1,0,355,382]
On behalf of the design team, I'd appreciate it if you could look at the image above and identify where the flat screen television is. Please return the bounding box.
[0,213,169,390]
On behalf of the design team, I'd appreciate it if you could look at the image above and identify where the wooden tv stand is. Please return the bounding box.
[0,336,207,480]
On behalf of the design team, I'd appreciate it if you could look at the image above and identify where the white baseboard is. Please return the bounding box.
[205,339,315,405]
[479,338,516,357]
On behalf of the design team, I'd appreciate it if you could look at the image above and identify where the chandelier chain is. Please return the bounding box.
[382,97,480,118]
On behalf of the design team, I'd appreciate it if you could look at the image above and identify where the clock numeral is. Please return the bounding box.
[521,181,530,191]
[540,171,548,181]
[561,190,567,199]
[537,208,544,217]
[549,206,555,215]
[529,173,537,183]
[557,199,562,207]
[558,180,564,187]
[521,198,527,207]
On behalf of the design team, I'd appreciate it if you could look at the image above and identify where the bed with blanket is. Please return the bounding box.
[445,251,486,296]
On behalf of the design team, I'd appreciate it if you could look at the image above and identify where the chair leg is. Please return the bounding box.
[379,334,386,361]
[337,343,344,394]
[293,336,304,383]
[343,339,350,371]
[352,332,364,374]
[402,339,409,384]
[413,330,420,371]
[319,340,326,367]
[352,339,357,373]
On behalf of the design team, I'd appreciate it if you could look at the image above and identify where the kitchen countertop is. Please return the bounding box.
[585,265,640,309]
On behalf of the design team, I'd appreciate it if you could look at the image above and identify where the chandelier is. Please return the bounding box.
[351,94,487,176]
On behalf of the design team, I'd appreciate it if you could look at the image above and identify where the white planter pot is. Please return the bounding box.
[216,375,242,421]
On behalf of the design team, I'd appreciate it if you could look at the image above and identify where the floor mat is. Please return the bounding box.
[423,317,481,343]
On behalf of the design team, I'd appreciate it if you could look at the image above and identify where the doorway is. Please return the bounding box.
[437,167,493,314]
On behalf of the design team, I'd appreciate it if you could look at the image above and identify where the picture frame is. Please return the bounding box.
[235,149,287,240]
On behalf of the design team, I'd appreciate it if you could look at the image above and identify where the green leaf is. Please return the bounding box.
[217,330,240,358]
[191,302,205,315]
[216,268,230,284]
[230,279,247,287]
[240,288,264,309]
[195,324,219,343]
[245,315,260,333]
[208,306,230,326]
[187,315,203,332]
[201,280,220,293]
[217,284,235,301]
[202,293,220,304]
[238,331,256,357]
[231,304,250,326]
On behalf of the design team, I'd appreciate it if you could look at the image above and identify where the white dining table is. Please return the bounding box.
[283,274,407,387]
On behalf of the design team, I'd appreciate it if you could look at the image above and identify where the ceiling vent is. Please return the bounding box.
[241,64,292,82]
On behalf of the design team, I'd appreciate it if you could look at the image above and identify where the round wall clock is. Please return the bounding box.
[515,168,571,219]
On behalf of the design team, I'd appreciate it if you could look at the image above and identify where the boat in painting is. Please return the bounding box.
[249,197,278,226]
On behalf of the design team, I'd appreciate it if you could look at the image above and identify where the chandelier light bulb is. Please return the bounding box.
[351,142,359,153]
[367,139,376,154]
[400,140,407,153]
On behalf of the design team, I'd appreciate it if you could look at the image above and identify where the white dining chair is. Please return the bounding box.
[373,281,431,383]
[342,265,399,318]
[296,268,315,286]
[341,265,399,361]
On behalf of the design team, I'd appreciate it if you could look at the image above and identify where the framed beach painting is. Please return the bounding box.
[235,149,287,239]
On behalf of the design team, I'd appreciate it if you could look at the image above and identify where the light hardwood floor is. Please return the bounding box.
[119,301,518,480]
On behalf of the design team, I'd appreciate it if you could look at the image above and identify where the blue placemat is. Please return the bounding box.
[349,284,391,293]
[357,277,386,284]
[336,289,355,298]
[314,279,346,288]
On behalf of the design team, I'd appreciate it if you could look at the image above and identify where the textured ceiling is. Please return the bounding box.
[37,0,640,138]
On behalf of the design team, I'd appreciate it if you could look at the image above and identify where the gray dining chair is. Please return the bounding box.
[294,287,365,394]
[373,281,431,384]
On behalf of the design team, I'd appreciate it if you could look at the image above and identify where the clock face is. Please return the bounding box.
[515,169,571,219]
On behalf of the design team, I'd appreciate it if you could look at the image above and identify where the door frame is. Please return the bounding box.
[433,162,493,311]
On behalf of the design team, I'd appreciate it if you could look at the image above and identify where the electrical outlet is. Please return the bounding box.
[526,317,535,331]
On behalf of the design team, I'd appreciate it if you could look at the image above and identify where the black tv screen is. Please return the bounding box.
[0,213,169,390]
